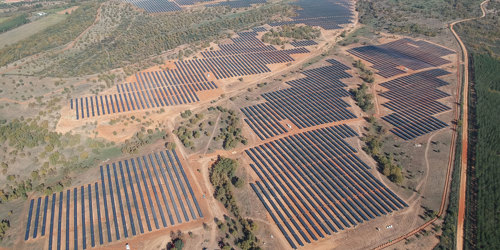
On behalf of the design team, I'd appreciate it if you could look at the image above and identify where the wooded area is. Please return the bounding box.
[0,13,29,33]
[468,53,500,249]
[261,24,320,45]
[210,157,259,250]
[357,0,483,36]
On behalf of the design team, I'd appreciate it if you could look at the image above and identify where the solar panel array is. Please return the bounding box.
[23,150,203,250]
[269,0,354,30]
[290,40,318,47]
[380,69,451,140]
[70,31,310,120]
[174,0,212,6]
[122,0,182,13]
[70,68,217,120]
[241,59,356,140]
[247,125,408,249]
[347,38,455,78]
[207,0,266,8]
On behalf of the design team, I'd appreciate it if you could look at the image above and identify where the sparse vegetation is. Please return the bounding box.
[0,13,29,33]
[362,118,404,184]
[351,83,373,112]
[121,129,166,154]
[357,0,483,37]
[174,107,246,151]
[0,118,120,201]
[210,157,259,250]
[262,24,320,45]
[0,219,9,242]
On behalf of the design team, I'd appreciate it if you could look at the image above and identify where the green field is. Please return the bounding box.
[0,13,67,48]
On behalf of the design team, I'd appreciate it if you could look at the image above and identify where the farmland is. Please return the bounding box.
[0,0,490,249]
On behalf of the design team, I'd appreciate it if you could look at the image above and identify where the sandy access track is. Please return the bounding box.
[452,1,489,249]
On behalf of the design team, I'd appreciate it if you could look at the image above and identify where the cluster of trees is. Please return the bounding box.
[0,2,100,67]
[353,60,374,83]
[34,1,293,76]
[216,215,258,250]
[362,118,404,184]
[209,157,258,250]
[0,118,120,202]
[210,157,241,215]
[0,219,9,243]
[0,118,60,151]
[0,13,29,33]
[174,107,247,151]
[350,83,373,112]
[261,24,320,45]
[166,230,184,250]
[212,107,247,150]
[121,128,166,154]
[173,111,206,149]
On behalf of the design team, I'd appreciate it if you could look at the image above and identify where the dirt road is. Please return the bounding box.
[450,1,489,249]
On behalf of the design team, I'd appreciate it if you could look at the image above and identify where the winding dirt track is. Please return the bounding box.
[451,1,489,249]
[374,1,489,249]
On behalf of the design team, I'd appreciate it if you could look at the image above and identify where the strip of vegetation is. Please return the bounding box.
[121,128,167,154]
[362,118,404,184]
[465,54,500,249]
[0,13,29,33]
[353,59,374,83]
[0,2,99,67]
[261,24,320,45]
[435,86,463,250]
[210,157,258,250]
[351,83,373,112]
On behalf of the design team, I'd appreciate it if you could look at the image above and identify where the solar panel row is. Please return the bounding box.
[207,0,266,8]
[122,0,182,13]
[241,59,355,140]
[347,38,454,78]
[247,125,408,248]
[379,69,452,140]
[269,0,353,30]
[290,40,318,47]
[23,150,202,249]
